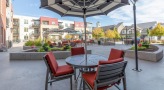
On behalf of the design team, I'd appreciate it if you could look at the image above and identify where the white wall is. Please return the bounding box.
[13,15,39,42]
[58,20,74,29]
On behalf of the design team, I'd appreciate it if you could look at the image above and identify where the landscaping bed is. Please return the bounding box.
[125,45,163,62]
[10,50,92,60]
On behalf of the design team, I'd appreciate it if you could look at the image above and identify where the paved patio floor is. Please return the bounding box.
[0,44,164,90]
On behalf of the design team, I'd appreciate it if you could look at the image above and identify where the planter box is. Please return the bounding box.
[10,50,92,60]
[124,45,163,62]
[23,46,40,50]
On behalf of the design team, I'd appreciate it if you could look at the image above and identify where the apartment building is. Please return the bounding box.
[6,0,13,48]
[13,15,93,42]
[13,15,39,42]
[121,21,157,38]
[0,0,6,45]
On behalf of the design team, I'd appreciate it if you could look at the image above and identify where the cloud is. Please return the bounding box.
[107,0,164,25]
[92,16,102,19]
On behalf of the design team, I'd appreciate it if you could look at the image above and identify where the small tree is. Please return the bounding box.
[150,23,164,37]
[147,29,151,43]
[105,29,115,39]
[92,27,105,40]
[113,27,121,39]
[137,30,141,37]
[65,34,72,40]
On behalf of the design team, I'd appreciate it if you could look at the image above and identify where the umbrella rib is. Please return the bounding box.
[86,2,107,10]
[102,0,130,5]
[62,4,76,17]
[70,0,83,9]
[40,0,72,8]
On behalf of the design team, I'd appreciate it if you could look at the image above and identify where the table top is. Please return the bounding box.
[65,54,107,67]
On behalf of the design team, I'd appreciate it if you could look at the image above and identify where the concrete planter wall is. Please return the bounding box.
[10,50,92,60]
[23,46,40,50]
[124,45,163,62]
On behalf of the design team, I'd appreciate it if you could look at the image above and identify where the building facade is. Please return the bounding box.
[13,15,39,42]
[13,15,93,42]
[0,0,6,45]
[6,0,13,48]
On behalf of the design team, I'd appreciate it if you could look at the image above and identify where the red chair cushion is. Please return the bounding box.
[99,58,123,65]
[45,52,58,75]
[82,72,111,90]
[71,47,85,56]
[55,65,74,77]
[108,48,124,60]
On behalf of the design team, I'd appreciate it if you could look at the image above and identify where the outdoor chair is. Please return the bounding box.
[108,48,124,60]
[71,47,85,80]
[43,52,74,90]
[82,60,127,90]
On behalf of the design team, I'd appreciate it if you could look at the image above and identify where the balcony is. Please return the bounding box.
[32,24,40,27]
[13,33,19,36]
[6,0,9,7]
[13,22,19,26]
[33,33,40,36]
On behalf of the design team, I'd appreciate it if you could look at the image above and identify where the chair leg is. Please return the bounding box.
[123,77,127,90]
[70,76,73,90]
[74,67,76,80]
[45,69,49,90]
[83,79,85,90]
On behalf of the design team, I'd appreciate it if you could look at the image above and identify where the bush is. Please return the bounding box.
[63,45,71,51]
[130,46,147,50]
[51,47,63,51]
[25,40,34,46]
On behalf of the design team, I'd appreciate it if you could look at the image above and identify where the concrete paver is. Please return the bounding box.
[0,44,164,90]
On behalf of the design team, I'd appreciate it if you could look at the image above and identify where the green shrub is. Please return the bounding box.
[25,40,34,46]
[130,46,147,50]
[37,47,45,52]
[51,47,63,51]
[63,45,71,51]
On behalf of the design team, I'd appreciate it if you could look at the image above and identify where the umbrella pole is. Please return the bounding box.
[132,1,142,72]
[83,8,87,65]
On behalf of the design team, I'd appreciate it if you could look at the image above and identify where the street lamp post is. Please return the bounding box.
[126,26,128,45]
[130,0,142,72]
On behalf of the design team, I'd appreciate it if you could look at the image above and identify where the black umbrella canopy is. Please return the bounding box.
[63,28,78,33]
[40,0,129,17]
[40,0,129,64]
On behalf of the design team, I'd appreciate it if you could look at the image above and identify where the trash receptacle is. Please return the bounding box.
[98,40,101,45]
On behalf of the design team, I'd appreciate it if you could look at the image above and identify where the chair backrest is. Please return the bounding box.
[95,61,127,88]
[71,47,85,56]
[43,52,58,75]
[108,48,124,60]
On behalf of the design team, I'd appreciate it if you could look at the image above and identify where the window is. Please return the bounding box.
[24,35,28,40]
[24,19,28,24]
[42,21,49,25]
[65,23,69,27]
[52,22,56,25]
[34,28,39,34]
[24,27,28,32]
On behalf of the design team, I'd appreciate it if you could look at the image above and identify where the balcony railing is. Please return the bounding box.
[13,33,19,36]
[13,22,19,26]
[6,0,9,7]
[33,33,40,36]
[32,24,40,27]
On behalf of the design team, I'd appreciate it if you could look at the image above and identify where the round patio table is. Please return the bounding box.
[65,54,107,68]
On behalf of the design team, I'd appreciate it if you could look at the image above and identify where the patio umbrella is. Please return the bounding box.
[63,28,78,33]
[40,0,129,63]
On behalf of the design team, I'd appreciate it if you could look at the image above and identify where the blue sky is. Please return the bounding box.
[12,0,164,27]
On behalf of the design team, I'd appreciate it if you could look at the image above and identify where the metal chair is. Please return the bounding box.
[43,52,74,90]
[82,61,128,90]
[71,47,85,81]
[108,48,124,60]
